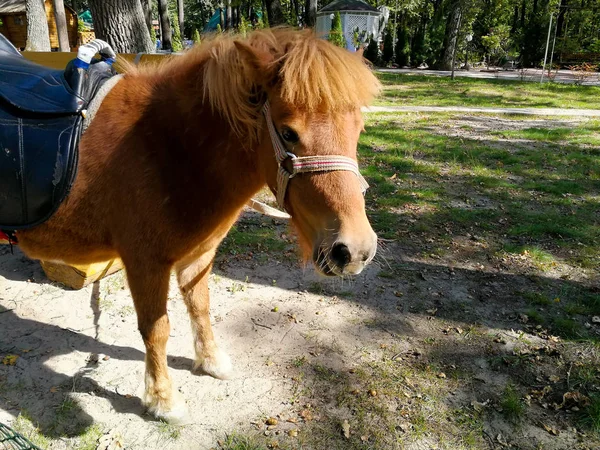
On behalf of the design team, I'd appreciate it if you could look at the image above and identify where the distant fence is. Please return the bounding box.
[559,52,600,66]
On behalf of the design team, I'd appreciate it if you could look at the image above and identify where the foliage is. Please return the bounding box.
[395,22,410,67]
[150,24,157,44]
[364,35,379,65]
[382,27,394,64]
[170,12,183,51]
[239,15,249,38]
[216,23,222,34]
[328,11,345,48]
[192,28,201,44]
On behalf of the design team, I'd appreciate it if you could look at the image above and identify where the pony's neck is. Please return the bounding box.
[143,62,266,221]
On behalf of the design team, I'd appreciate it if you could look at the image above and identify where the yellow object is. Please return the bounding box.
[40,259,123,290]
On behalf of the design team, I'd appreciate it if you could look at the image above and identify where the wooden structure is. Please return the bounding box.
[40,259,123,289]
[0,0,78,51]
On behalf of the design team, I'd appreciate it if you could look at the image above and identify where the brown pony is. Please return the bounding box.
[15,28,381,422]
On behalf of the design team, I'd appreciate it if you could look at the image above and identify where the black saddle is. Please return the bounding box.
[0,33,114,230]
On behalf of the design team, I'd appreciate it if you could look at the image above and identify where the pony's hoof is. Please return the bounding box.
[145,390,191,425]
[194,349,233,379]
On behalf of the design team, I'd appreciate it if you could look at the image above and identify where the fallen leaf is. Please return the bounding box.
[266,417,278,426]
[300,409,313,421]
[49,386,58,393]
[287,429,298,437]
[342,420,350,439]
[2,355,18,366]
[437,372,447,379]
[542,423,560,436]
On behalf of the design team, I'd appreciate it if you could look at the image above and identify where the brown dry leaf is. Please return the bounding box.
[286,417,298,424]
[542,423,560,436]
[287,429,298,437]
[2,355,18,366]
[266,417,278,426]
[300,409,313,421]
[342,420,350,439]
[360,435,369,442]
[389,173,397,180]
[437,372,447,379]
[49,386,58,393]
[455,327,464,334]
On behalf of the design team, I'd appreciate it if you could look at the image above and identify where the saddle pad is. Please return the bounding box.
[0,108,81,229]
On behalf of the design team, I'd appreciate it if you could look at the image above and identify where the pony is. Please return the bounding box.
[14,28,381,422]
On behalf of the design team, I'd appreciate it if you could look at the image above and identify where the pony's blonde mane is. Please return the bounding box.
[124,28,381,141]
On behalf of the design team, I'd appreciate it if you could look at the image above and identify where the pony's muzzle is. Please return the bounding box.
[314,233,377,277]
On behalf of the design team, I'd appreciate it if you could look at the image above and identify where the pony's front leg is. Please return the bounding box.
[176,250,233,380]
[125,261,188,423]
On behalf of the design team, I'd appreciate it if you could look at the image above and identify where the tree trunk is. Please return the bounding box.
[177,0,184,37]
[141,0,153,35]
[157,0,172,50]
[304,0,316,27]
[266,0,285,26]
[439,1,462,70]
[52,0,70,51]
[25,0,51,51]
[89,0,154,53]
[226,0,233,29]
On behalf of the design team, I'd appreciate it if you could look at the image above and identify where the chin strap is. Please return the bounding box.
[262,101,369,211]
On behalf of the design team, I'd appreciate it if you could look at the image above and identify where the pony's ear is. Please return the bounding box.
[234,40,276,84]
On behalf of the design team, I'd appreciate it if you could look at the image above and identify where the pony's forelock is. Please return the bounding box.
[123,28,381,142]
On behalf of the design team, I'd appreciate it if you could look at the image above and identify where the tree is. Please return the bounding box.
[52,0,70,51]
[266,0,285,26]
[395,22,410,67]
[25,0,51,51]
[304,0,316,27]
[439,0,462,70]
[177,0,184,37]
[328,11,345,48]
[382,27,394,64]
[192,28,201,44]
[88,0,154,53]
[140,0,153,36]
[170,12,183,51]
[157,0,172,50]
[364,35,379,64]
[239,15,248,37]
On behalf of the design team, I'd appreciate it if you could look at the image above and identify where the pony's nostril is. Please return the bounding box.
[330,243,351,269]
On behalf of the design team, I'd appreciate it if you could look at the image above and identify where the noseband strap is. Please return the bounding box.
[262,101,369,211]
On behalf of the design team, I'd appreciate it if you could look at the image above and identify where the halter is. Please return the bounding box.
[262,101,369,211]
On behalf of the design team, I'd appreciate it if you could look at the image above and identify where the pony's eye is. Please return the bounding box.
[281,127,299,144]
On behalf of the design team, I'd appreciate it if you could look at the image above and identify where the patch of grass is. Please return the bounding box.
[579,394,600,435]
[375,72,600,110]
[550,317,584,340]
[76,424,103,450]
[218,432,268,450]
[157,422,182,440]
[522,291,552,306]
[11,412,51,449]
[503,245,557,271]
[499,384,525,423]
[219,224,286,256]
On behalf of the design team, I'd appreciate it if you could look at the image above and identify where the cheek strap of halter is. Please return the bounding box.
[262,101,369,212]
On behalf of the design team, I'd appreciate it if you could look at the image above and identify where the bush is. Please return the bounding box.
[239,16,249,38]
[364,35,379,64]
[170,13,183,51]
[328,12,345,48]
[192,29,201,45]
[395,24,410,66]
[382,28,394,64]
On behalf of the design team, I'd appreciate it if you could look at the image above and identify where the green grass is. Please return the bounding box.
[359,113,600,271]
[499,384,525,422]
[579,394,600,435]
[375,72,600,109]
[11,412,51,449]
[218,433,268,450]
[219,222,287,256]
